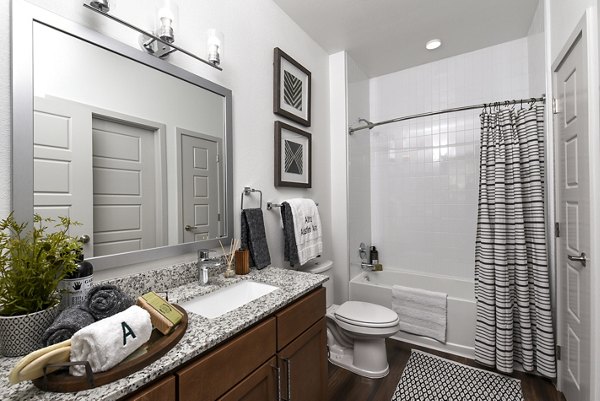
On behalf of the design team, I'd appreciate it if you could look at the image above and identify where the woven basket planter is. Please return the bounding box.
[0,304,60,357]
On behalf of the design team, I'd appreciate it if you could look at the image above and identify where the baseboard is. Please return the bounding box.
[390,332,475,360]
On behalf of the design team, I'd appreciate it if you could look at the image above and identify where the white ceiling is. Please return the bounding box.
[273,0,540,78]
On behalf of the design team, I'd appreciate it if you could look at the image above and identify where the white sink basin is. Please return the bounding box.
[181,281,278,319]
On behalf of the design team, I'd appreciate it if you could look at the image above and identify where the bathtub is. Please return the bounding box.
[349,269,476,358]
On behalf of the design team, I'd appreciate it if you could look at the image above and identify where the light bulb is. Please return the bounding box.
[426,39,442,50]
[207,29,224,65]
[156,0,178,44]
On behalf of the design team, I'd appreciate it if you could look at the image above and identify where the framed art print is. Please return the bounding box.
[273,47,312,127]
[274,121,311,188]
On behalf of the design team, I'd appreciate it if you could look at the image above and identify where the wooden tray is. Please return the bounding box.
[32,305,188,392]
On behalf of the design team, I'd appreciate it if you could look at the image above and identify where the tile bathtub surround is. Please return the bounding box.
[368,38,530,280]
[0,267,327,401]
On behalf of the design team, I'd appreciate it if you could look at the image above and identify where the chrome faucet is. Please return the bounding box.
[197,249,223,285]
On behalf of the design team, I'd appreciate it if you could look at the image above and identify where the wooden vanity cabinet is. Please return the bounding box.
[276,288,327,401]
[177,318,277,401]
[218,357,278,401]
[123,375,176,401]
[124,287,326,401]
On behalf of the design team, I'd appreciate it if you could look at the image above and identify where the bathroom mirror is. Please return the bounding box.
[12,1,233,270]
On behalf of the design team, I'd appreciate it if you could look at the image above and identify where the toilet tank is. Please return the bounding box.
[301,259,334,307]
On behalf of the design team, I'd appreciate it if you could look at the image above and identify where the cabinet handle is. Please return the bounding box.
[273,364,282,401]
[285,359,292,401]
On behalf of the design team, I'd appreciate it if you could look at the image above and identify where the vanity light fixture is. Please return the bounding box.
[82,1,223,70]
[426,38,442,50]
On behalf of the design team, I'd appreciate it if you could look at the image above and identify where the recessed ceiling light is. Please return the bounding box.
[426,39,442,50]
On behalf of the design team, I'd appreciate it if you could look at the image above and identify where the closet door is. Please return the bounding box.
[33,96,93,254]
[180,130,222,242]
[554,27,591,401]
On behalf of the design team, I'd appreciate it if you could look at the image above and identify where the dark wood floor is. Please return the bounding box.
[327,339,566,401]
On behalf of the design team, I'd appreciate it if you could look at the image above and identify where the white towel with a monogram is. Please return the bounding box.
[70,305,152,376]
[286,198,322,265]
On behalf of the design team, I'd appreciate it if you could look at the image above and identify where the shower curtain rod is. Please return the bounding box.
[348,95,546,135]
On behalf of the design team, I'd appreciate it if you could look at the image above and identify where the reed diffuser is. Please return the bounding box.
[220,239,239,278]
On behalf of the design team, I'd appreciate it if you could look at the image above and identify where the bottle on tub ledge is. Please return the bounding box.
[58,252,93,309]
[369,246,383,271]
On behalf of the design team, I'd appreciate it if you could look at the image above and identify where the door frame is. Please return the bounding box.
[551,10,600,399]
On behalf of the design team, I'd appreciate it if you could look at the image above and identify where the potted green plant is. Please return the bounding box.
[0,213,82,357]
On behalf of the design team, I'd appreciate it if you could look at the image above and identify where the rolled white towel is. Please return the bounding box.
[69,305,152,376]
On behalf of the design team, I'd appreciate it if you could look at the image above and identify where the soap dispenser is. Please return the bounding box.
[369,246,379,265]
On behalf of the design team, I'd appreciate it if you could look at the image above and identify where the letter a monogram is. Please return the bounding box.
[122,322,137,345]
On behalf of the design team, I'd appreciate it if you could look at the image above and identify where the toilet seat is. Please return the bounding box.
[334,301,399,328]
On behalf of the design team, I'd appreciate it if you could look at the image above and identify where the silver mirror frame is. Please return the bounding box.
[11,0,234,270]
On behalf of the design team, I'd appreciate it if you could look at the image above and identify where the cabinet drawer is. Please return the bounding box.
[276,287,325,351]
[123,375,175,401]
[177,317,276,401]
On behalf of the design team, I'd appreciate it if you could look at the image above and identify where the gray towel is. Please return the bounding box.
[241,208,271,269]
[281,202,300,266]
[82,284,135,321]
[42,306,95,346]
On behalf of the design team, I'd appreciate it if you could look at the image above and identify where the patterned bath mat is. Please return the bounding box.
[391,350,524,401]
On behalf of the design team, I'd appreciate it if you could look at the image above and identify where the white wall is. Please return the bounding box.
[0,0,332,277]
[549,0,597,61]
[346,55,371,280]
[329,51,349,304]
[368,38,530,281]
[528,1,546,97]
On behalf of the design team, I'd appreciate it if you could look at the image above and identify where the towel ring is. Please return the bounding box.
[240,187,263,210]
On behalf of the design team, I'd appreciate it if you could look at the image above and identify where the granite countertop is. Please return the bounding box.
[0,266,327,401]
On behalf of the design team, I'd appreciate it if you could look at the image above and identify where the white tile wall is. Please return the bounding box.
[368,38,530,280]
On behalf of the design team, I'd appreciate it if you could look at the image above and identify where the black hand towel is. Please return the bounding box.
[281,202,300,266]
[42,306,95,346]
[82,284,135,321]
[241,208,271,269]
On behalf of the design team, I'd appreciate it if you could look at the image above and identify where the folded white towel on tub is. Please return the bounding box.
[69,305,152,376]
[392,285,447,343]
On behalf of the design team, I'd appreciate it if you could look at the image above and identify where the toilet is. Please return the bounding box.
[302,259,400,379]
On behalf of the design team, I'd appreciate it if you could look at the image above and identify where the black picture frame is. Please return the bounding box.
[273,47,312,127]
[274,121,312,188]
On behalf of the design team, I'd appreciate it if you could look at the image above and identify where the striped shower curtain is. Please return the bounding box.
[474,104,556,378]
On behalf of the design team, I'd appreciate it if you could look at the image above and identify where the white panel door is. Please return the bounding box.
[33,97,93,255]
[92,118,162,256]
[181,132,221,243]
[555,32,591,401]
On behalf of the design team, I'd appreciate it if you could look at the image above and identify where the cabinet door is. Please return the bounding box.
[177,318,276,401]
[278,318,327,401]
[218,357,278,401]
[276,287,325,351]
[123,375,176,401]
